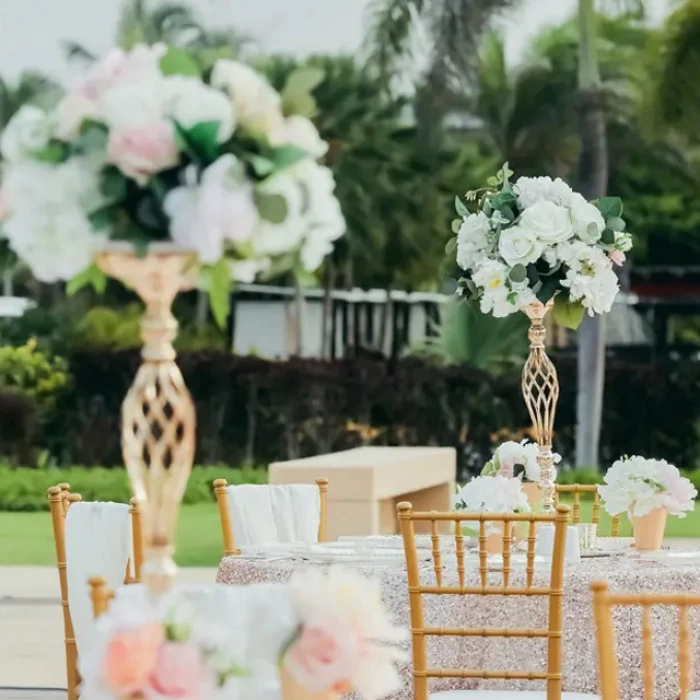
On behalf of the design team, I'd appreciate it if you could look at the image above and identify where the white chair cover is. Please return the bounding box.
[65,501,131,656]
[227,484,320,547]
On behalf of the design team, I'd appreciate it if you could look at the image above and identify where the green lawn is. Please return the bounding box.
[0,501,698,567]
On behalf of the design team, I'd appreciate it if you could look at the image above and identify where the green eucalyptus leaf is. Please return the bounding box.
[451,219,462,234]
[553,295,585,330]
[487,176,499,187]
[608,217,626,232]
[281,67,324,117]
[254,191,288,224]
[454,196,469,218]
[595,196,623,220]
[31,142,67,164]
[160,47,200,76]
[88,206,114,231]
[248,155,275,178]
[509,264,527,283]
[268,145,310,171]
[601,228,616,245]
[445,237,457,256]
[101,168,128,203]
[187,120,221,163]
[67,264,107,295]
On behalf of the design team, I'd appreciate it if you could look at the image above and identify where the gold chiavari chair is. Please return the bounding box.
[591,581,700,700]
[398,502,594,700]
[555,484,620,536]
[48,485,144,699]
[213,477,329,556]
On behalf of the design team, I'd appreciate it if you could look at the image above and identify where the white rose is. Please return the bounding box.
[515,176,574,208]
[280,115,328,158]
[519,200,574,244]
[162,76,235,142]
[163,155,258,264]
[211,59,285,137]
[1,106,52,163]
[229,258,270,283]
[456,211,491,271]
[570,194,605,244]
[54,92,98,141]
[498,223,542,267]
[100,80,164,131]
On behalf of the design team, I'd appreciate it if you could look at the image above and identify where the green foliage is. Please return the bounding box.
[411,299,529,372]
[0,465,267,512]
[553,296,585,330]
[0,340,69,414]
[74,305,143,350]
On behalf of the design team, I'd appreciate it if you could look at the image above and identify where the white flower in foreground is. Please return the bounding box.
[498,223,542,267]
[100,79,164,131]
[0,105,52,163]
[494,440,541,481]
[599,456,697,518]
[54,92,98,141]
[519,200,574,244]
[164,155,259,264]
[162,76,234,142]
[514,175,574,209]
[281,115,328,158]
[211,59,286,138]
[570,193,605,244]
[286,567,406,700]
[456,212,491,271]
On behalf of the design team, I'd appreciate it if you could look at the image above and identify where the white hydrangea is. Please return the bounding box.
[598,456,697,518]
[514,176,574,209]
[455,475,531,519]
[559,241,619,315]
[456,212,492,271]
[570,193,605,244]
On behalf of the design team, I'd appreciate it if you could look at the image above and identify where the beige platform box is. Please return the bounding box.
[269,446,456,539]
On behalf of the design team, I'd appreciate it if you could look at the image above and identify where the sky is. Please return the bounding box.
[0,0,672,84]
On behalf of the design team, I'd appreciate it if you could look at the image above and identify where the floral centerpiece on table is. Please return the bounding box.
[81,567,406,700]
[598,456,697,550]
[598,456,696,518]
[0,44,344,324]
[481,439,561,483]
[448,164,633,327]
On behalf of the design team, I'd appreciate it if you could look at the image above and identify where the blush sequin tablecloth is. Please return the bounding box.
[217,553,700,700]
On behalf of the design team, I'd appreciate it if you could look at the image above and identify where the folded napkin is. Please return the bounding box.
[65,501,131,655]
[228,484,320,546]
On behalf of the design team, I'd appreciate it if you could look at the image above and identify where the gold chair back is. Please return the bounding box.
[213,478,329,556]
[591,581,700,700]
[555,483,620,536]
[398,502,570,700]
[48,484,144,700]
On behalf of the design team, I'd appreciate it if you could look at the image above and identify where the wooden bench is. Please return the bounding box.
[269,446,456,539]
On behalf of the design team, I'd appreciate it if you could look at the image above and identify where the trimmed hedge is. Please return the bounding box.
[0,465,267,512]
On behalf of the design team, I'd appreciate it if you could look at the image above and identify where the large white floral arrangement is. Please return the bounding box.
[598,455,697,518]
[0,44,344,323]
[449,165,633,327]
[455,475,531,515]
[80,567,406,700]
[481,439,561,483]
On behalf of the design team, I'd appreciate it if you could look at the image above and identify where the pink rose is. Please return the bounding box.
[609,250,626,266]
[148,641,214,699]
[107,121,179,185]
[101,622,164,693]
[284,619,360,693]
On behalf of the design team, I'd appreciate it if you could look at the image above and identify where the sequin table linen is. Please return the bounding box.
[216,554,700,700]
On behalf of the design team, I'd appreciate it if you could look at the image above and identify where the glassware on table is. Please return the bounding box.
[577,523,597,552]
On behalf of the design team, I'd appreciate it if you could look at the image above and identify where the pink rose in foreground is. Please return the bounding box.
[148,641,213,699]
[101,622,164,693]
[609,250,626,266]
[107,121,179,185]
[284,619,360,693]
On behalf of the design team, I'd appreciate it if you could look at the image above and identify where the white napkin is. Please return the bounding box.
[287,485,320,543]
[65,501,131,656]
[270,485,296,542]
[227,485,277,547]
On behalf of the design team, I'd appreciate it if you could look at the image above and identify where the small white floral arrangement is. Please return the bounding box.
[598,455,697,518]
[0,44,344,324]
[80,567,406,700]
[455,475,531,516]
[481,439,561,483]
[449,164,633,328]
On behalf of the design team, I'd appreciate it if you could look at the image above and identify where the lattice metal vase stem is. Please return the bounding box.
[97,245,197,595]
[521,300,560,513]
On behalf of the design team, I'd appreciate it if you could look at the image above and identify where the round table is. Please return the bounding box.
[216,551,700,700]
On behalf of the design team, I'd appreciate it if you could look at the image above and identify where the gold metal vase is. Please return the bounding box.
[521,300,560,513]
[97,243,197,595]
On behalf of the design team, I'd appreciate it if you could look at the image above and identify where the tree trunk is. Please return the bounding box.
[2,269,12,297]
[576,0,609,468]
[195,290,208,330]
[320,262,335,359]
[293,276,305,356]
